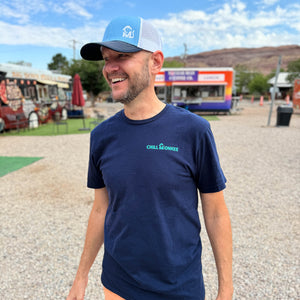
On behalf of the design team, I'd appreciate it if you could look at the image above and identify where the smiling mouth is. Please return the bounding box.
[111,78,126,84]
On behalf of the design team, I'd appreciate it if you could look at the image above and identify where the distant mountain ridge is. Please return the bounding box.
[166,45,300,75]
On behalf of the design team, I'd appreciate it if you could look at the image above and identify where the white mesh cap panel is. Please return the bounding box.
[138,18,162,52]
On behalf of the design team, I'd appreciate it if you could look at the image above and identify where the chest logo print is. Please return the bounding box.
[146,143,179,152]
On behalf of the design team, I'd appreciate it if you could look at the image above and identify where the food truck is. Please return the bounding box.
[0,63,72,131]
[155,68,235,112]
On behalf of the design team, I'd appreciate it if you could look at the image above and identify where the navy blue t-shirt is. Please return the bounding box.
[87,104,226,300]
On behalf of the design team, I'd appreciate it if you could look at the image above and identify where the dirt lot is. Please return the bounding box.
[0,101,299,299]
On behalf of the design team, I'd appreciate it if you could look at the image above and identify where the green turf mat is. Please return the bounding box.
[2,118,99,136]
[0,156,43,177]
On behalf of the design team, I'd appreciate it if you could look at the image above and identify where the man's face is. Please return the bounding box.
[102,47,151,104]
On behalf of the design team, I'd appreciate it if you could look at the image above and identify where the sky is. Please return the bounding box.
[0,0,299,70]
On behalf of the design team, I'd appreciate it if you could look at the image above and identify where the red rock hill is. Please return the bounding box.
[166,45,300,75]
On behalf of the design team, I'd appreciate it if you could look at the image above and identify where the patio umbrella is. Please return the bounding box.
[71,74,89,130]
[72,74,85,107]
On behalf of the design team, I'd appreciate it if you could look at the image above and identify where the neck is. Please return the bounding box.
[123,88,166,120]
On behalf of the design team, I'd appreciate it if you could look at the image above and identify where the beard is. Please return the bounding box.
[112,61,150,104]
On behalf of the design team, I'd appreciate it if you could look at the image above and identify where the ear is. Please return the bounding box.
[150,50,164,75]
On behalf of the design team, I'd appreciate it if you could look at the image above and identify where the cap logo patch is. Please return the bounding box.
[122,25,135,39]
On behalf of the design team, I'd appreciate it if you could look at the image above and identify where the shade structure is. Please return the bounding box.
[72,74,85,107]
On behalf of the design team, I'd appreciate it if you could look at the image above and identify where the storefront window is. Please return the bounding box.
[172,85,225,102]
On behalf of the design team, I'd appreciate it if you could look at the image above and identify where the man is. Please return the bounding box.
[67,16,233,300]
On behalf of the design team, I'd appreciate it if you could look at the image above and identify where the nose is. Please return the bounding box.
[103,59,120,74]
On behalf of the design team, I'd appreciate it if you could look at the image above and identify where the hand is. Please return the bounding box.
[66,276,88,300]
[216,288,234,300]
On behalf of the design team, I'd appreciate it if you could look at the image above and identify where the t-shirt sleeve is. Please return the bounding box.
[195,126,226,193]
[87,133,106,189]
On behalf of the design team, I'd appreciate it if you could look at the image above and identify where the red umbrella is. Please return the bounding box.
[72,74,85,107]
[71,74,89,130]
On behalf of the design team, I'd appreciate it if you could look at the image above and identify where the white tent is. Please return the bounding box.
[268,72,292,88]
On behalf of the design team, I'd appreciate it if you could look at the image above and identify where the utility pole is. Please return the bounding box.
[181,43,188,67]
[267,55,282,126]
[71,40,79,60]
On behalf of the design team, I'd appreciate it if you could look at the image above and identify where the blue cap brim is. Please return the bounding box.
[80,41,142,61]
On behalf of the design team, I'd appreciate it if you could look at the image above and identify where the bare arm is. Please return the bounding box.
[67,188,109,300]
[200,191,233,300]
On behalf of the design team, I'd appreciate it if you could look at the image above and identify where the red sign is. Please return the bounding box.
[293,79,300,109]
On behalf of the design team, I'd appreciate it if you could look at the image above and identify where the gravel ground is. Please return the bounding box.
[0,101,299,300]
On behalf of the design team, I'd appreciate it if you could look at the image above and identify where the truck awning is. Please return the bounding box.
[37,79,69,88]
[37,79,58,85]
[57,82,69,89]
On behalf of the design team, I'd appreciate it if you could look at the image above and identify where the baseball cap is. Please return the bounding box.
[80,16,162,61]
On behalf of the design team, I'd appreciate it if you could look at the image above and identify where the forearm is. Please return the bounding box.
[201,191,233,299]
[75,188,109,279]
[75,208,106,278]
[205,211,233,297]
[67,189,108,300]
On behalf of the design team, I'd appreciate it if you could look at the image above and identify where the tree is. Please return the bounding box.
[67,59,110,106]
[286,58,300,84]
[163,60,184,68]
[48,53,69,72]
[248,73,269,95]
[234,64,253,95]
